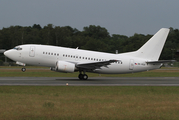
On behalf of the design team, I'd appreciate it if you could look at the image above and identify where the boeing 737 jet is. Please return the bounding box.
[4,28,174,80]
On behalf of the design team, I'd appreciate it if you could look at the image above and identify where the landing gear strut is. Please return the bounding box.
[21,67,26,72]
[78,71,88,80]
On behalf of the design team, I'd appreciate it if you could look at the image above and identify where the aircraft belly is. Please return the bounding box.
[94,63,160,74]
[19,56,56,67]
[94,65,130,74]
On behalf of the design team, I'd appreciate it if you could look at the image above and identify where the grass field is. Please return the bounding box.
[0,66,179,120]
[0,86,179,120]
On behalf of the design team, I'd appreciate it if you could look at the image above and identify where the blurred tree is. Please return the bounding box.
[32,24,42,30]
[0,25,178,60]
[83,25,110,39]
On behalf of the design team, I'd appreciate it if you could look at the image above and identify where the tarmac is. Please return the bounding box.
[0,77,179,86]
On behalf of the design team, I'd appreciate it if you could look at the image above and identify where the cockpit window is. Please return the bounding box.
[13,47,22,50]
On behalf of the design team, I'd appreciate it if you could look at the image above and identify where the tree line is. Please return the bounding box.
[0,24,179,61]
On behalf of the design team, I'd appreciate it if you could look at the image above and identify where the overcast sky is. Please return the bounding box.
[0,0,179,36]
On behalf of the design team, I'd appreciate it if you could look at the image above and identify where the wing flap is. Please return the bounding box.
[76,60,120,70]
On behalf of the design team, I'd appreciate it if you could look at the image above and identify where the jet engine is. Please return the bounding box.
[54,61,75,73]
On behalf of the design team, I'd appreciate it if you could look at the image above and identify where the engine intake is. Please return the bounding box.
[55,61,75,73]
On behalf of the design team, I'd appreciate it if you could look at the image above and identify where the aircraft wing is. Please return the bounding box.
[146,60,176,64]
[76,60,119,70]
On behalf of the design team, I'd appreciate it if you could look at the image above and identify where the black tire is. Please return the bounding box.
[83,74,88,80]
[78,74,84,80]
[21,68,26,72]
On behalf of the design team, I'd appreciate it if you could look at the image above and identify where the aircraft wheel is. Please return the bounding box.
[83,74,88,80]
[78,74,88,80]
[21,68,26,72]
[78,74,84,80]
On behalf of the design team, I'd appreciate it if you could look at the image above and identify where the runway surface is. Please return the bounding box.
[0,77,179,86]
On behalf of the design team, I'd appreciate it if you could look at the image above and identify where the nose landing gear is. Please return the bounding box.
[78,71,88,80]
[21,67,26,72]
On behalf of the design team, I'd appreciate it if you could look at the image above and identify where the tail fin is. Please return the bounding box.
[125,28,170,61]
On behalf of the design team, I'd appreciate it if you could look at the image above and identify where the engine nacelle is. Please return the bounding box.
[55,61,75,73]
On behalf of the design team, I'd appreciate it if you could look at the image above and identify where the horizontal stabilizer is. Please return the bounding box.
[146,60,176,64]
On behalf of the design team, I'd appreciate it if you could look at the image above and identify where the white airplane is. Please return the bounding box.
[4,28,174,80]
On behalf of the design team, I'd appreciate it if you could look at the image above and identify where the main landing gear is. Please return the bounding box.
[21,67,26,72]
[78,71,88,80]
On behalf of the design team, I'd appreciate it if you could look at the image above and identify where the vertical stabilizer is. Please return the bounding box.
[129,28,170,61]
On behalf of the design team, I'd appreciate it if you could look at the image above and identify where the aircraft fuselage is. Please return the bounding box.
[5,44,161,74]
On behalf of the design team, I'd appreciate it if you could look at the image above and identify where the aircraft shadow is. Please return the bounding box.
[55,79,104,81]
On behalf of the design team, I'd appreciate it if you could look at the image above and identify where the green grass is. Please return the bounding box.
[0,86,179,120]
[1,66,179,119]
[0,66,179,77]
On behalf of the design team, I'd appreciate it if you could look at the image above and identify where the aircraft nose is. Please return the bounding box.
[4,49,19,61]
[4,50,12,58]
[4,51,8,56]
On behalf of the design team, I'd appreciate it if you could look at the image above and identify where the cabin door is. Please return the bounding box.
[129,59,134,70]
[29,46,35,57]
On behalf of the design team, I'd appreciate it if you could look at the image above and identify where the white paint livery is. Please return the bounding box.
[4,28,174,80]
